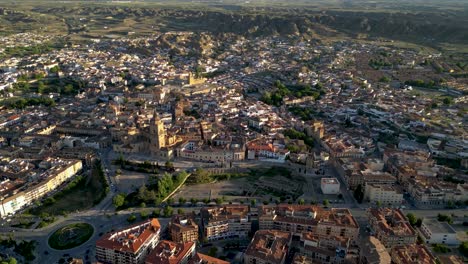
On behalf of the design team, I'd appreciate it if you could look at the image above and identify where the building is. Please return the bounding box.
[258,205,359,243]
[188,253,229,264]
[201,205,251,241]
[95,218,161,264]
[367,208,417,248]
[315,208,360,243]
[359,236,391,264]
[297,232,356,264]
[259,205,319,234]
[145,240,196,264]
[438,255,464,264]
[420,218,459,245]
[169,215,199,243]
[244,230,291,264]
[149,111,167,153]
[320,178,340,194]
[364,184,404,205]
[0,159,83,217]
[390,244,436,264]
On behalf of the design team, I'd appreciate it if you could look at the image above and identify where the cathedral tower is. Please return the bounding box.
[150,110,166,152]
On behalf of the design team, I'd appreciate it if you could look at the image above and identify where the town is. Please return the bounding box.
[0,4,467,264]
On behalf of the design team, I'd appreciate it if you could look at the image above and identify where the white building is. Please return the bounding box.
[420,219,459,245]
[0,160,82,217]
[320,178,340,194]
[364,184,404,205]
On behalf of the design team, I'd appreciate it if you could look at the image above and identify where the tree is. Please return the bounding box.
[177,208,184,214]
[406,213,417,226]
[459,241,468,257]
[353,184,364,203]
[179,197,187,204]
[37,81,46,94]
[416,218,422,227]
[322,199,330,207]
[138,186,148,202]
[208,247,218,257]
[190,198,198,205]
[298,198,305,205]
[251,199,257,206]
[437,214,453,224]
[215,197,223,205]
[113,194,125,208]
[376,201,382,207]
[127,214,137,223]
[164,206,173,217]
[152,209,161,217]
[140,210,149,219]
[49,66,60,74]
[165,161,174,170]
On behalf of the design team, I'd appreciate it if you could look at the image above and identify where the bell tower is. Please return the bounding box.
[150,110,166,152]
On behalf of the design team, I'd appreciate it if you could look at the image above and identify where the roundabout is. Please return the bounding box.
[48,223,94,250]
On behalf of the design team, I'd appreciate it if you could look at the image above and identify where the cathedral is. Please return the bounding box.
[112,109,181,159]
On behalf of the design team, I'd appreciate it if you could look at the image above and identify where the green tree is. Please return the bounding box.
[165,161,174,170]
[353,184,364,203]
[113,194,125,208]
[49,66,60,74]
[459,241,468,257]
[179,197,186,204]
[298,198,305,205]
[127,214,137,223]
[140,210,149,219]
[437,214,453,224]
[251,199,257,206]
[406,213,417,226]
[164,206,173,217]
[208,247,218,257]
[177,208,184,214]
[37,81,46,94]
[152,209,161,217]
[323,199,330,207]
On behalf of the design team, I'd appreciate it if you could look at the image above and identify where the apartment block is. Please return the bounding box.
[258,205,359,243]
[390,244,436,264]
[420,219,459,245]
[169,215,199,243]
[244,230,291,264]
[95,218,161,264]
[201,205,251,241]
[367,208,417,248]
[145,240,196,264]
[364,184,404,205]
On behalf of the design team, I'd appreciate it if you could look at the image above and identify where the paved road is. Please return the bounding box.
[1,207,170,264]
[2,150,466,263]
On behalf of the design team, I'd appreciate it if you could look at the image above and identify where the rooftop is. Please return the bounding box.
[422,219,457,234]
[96,218,161,254]
[245,230,291,263]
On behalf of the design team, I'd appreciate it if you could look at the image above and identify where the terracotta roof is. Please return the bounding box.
[245,230,291,264]
[188,253,230,264]
[391,244,436,264]
[145,240,195,264]
[96,218,161,254]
